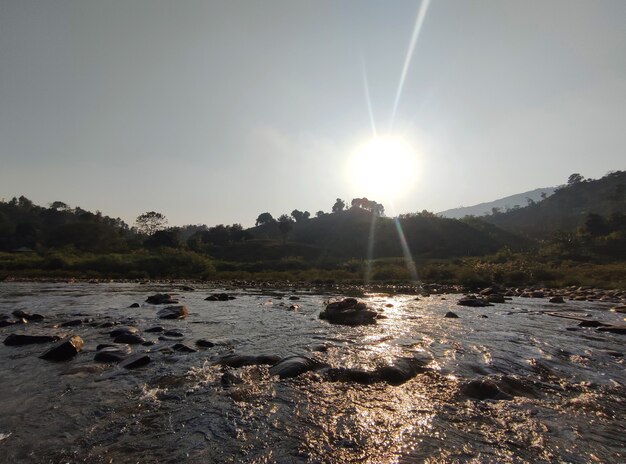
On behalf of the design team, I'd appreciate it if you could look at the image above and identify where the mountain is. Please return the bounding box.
[483,171,626,238]
[438,187,555,219]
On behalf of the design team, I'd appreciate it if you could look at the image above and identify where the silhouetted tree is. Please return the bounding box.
[584,213,608,237]
[315,211,325,218]
[568,173,584,185]
[255,212,274,226]
[291,209,310,223]
[135,211,167,235]
[332,198,345,213]
[49,201,69,211]
[144,229,180,248]
[277,214,293,243]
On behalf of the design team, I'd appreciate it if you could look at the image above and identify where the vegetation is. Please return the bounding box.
[0,171,624,288]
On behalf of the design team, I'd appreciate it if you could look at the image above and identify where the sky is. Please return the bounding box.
[1,0,625,227]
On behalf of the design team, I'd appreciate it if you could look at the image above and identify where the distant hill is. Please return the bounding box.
[483,171,626,238]
[438,187,555,219]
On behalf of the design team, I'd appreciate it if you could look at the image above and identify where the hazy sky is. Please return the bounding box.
[1,0,625,227]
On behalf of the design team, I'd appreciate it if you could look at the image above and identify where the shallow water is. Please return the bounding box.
[0,282,624,463]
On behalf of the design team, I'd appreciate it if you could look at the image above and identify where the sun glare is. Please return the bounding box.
[348,135,418,200]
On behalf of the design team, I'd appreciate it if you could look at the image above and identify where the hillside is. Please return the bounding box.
[438,187,555,219]
[484,171,626,238]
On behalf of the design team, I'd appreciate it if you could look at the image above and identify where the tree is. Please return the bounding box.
[135,211,167,235]
[316,210,326,218]
[144,229,180,248]
[255,212,274,226]
[568,173,584,185]
[277,214,293,243]
[49,201,69,211]
[291,209,310,223]
[332,198,345,213]
[540,192,547,200]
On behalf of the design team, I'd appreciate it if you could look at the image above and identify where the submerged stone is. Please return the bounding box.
[12,310,44,322]
[217,353,281,368]
[113,333,145,345]
[157,305,188,320]
[119,353,151,369]
[145,293,178,305]
[269,356,324,379]
[4,334,60,346]
[94,347,128,363]
[196,339,215,348]
[319,298,378,326]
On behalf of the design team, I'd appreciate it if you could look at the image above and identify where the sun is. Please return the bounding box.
[348,135,418,200]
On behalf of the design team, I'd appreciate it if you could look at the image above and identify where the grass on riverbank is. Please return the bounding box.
[1,248,625,289]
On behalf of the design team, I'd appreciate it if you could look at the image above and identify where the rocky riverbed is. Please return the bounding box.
[0,282,624,463]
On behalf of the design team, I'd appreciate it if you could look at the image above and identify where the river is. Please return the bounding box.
[0,282,624,463]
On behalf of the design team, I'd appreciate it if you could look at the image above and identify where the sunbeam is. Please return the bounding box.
[390,0,431,130]
[361,57,378,138]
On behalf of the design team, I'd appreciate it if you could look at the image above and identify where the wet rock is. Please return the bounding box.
[0,319,18,328]
[319,298,378,326]
[119,353,151,369]
[196,339,215,348]
[288,304,300,311]
[94,347,129,363]
[221,371,243,386]
[129,303,140,308]
[60,319,83,327]
[4,334,60,346]
[145,293,178,305]
[109,326,139,338]
[205,293,235,301]
[98,322,116,328]
[171,343,197,353]
[163,330,183,338]
[288,296,300,301]
[96,343,116,350]
[113,333,145,345]
[269,355,324,379]
[142,341,155,346]
[578,320,607,328]
[217,353,281,368]
[145,326,164,333]
[531,290,544,298]
[597,326,626,334]
[486,294,505,303]
[12,310,44,322]
[179,285,195,292]
[457,296,492,307]
[374,357,430,385]
[445,311,459,318]
[157,305,188,320]
[611,305,626,314]
[40,336,84,361]
[460,379,512,401]
[549,296,565,304]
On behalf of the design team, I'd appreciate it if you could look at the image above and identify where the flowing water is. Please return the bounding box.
[0,282,624,463]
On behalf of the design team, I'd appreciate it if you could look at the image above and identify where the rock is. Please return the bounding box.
[486,294,505,303]
[98,322,116,328]
[205,293,235,301]
[549,296,565,304]
[4,334,61,346]
[444,311,459,318]
[145,293,178,305]
[171,343,197,353]
[60,319,83,327]
[145,326,164,333]
[578,320,607,328]
[457,296,492,307]
[375,357,430,385]
[113,333,145,344]
[531,290,544,298]
[288,304,300,311]
[179,285,195,292]
[119,354,151,369]
[288,296,300,301]
[217,353,281,368]
[40,336,84,361]
[163,330,183,338]
[94,347,129,363]
[12,310,44,322]
[460,379,511,400]
[129,303,140,308]
[319,298,378,326]
[597,326,626,334]
[269,356,324,379]
[0,319,18,328]
[109,326,139,338]
[157,305,188,320]
[196,339,215,348]
[611,305,626,314]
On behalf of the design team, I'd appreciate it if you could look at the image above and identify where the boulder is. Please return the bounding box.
[269,356,324,379]
[457,296,492,307]
[109,326,139,338]
[40,336,84,361]
[145,293,178,305]
[4,334,60,346]
[549,296,565,303]
[597,326,626,334]
[375,357,430,386]
[205,293,235,301]
[60,319,83,327]
[319,298,378,326]
[196,339,215,348]
[444,311,459,319]
[217,353,281,368]
[145,326,164,333]
[12,310,44,322]
[171,343,197,353]
[460,379,512,400]
[129,303,140,308]
[486,294,505,303]
[119,354,151,369]
[157,305,188,320]
[163,330,183,338]
[113,333,145,344]
[288,296,300,301]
